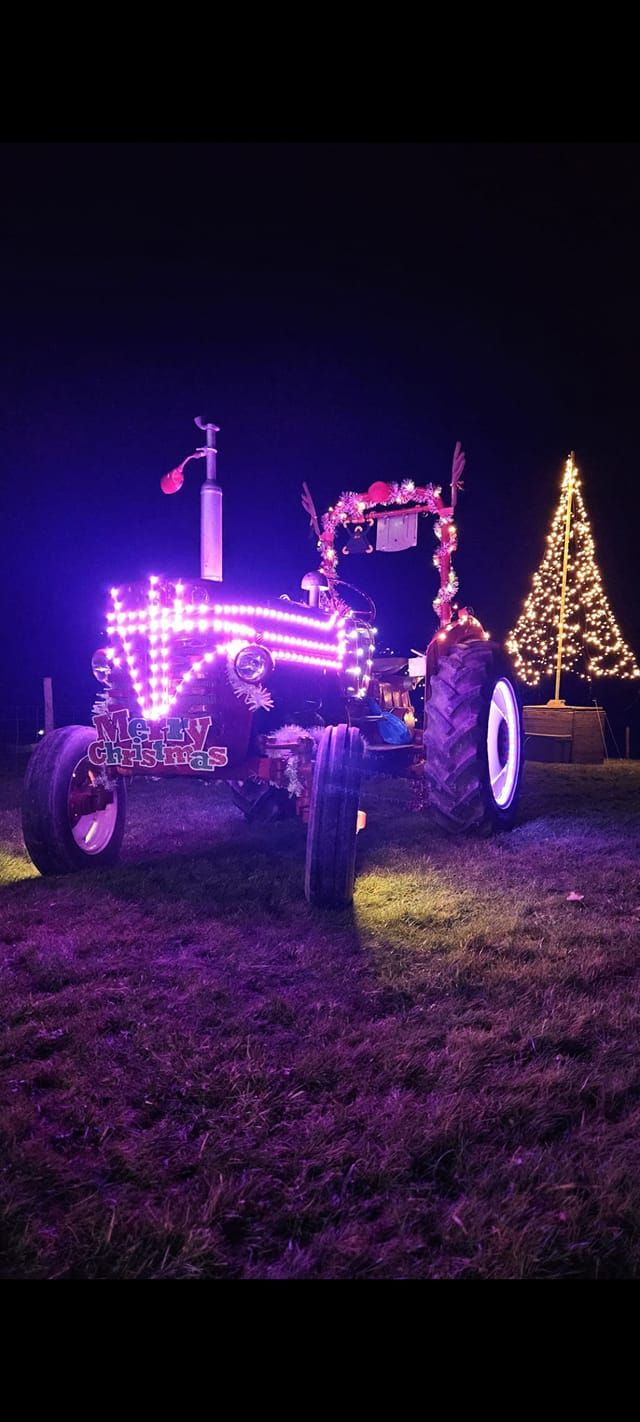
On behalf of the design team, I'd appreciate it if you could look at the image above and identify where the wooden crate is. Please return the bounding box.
[571,707,607,763]
[523,705,605,764]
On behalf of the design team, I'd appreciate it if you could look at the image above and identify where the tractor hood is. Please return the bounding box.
[98,576,373,724]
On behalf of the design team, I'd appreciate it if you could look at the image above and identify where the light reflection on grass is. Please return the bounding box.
[0,847,38,884]
[353,859,489,973]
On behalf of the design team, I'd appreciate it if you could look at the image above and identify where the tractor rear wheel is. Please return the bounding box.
[425,640,523,834]
[304,723,364,907]
[22,725,127,875]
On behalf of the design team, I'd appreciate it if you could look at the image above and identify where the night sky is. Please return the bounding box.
[2,143,640,737]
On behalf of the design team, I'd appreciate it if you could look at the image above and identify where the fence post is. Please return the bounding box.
[43,677,54,736]
[625,725,631,760]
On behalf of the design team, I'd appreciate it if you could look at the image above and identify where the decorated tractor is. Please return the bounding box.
[22,417,523,905]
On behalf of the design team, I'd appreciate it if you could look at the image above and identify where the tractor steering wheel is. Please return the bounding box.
[333,579,377,623]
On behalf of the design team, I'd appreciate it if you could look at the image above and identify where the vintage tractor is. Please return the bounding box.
[22,418,523,905]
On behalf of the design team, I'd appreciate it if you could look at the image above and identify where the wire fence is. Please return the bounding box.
[0,703,43,749]
[0,683,638,761]
[0,681,88,752]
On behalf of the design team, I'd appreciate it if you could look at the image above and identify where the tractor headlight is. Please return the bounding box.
[234,644,274,684]
[91,648,112,684]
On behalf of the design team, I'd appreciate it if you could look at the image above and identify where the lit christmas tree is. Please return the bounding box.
[507,453,640,697]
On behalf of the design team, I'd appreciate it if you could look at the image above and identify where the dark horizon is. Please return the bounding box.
[2,142,640,738]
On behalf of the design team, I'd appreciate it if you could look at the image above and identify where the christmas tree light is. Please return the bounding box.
[506,454,640,694]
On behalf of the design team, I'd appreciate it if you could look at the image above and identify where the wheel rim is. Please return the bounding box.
[487,677,520,809]
[68,757,118,854]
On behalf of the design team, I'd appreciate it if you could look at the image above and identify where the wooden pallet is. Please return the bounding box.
[523,705,606,764]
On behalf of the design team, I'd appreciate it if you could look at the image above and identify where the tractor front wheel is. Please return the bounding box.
[22,725,127,875]
[304,723,364,907]
[425,640,523,834]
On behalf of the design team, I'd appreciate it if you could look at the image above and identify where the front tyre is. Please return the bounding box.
[304,724,364,907]
[22,725,127,875]
[425,641,523,834]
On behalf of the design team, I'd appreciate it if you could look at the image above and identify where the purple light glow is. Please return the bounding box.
[105,577,371,719]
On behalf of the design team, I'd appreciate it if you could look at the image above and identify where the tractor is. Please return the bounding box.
[22,417,523,905]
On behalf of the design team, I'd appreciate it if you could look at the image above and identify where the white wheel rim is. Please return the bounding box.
[487,678,520,809]
[69,758,118,854]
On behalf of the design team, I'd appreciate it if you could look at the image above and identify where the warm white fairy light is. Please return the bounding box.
[507,455,640,685]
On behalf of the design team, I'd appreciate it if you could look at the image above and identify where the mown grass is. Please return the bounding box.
[1,760,640,1278]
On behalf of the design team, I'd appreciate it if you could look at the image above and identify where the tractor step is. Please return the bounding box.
[363,743,422,755]
[362,743,423,778]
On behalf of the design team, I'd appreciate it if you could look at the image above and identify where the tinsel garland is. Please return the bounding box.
[268,723,322,797]
[226,662,275,712]
[432,572,460,613]
[318,481,440,584]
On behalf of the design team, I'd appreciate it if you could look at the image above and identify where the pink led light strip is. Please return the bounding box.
[109,614,344,657]
[109,585,343,632]
[107,579,348,719]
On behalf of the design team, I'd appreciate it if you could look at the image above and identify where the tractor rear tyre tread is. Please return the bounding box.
[424,640,523,835]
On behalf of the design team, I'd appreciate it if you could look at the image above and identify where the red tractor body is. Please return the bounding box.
[22,421,524,904]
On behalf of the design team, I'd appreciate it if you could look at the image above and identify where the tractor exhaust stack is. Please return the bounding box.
[195,417,222,581]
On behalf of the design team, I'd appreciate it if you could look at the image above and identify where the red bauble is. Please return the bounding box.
[160,467,184,495]
[368,480,390,504]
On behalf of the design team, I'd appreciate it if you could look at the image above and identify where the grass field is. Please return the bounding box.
[2,758,640,1279]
